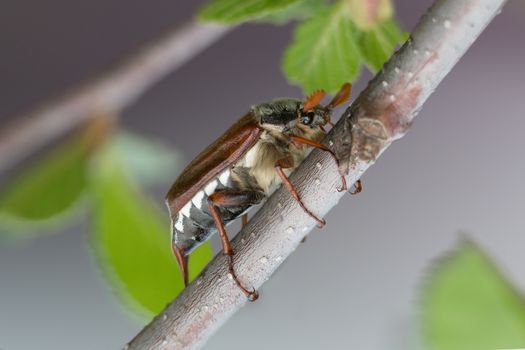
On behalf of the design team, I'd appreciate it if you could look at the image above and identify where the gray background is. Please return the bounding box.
[1,1,524,349]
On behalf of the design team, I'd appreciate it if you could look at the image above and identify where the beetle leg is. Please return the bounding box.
[288,135,347,192]
[171,243,189,287]
[350,179,362,195]
[241,213,248,228]
[276,157,326,228]
[208,189,265,301]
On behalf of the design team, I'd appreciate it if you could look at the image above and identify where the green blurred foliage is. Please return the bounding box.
[357,19,404,73]
[0,126,213,319]
[90,144,212,318]
[255,0,324,24]
[111,131,182,186]
[423,240,525,350]
[0,129,180,233]
[0,134,91,232]
[199,0,303,24]
[283,3,363,93]
[198,0,405,93]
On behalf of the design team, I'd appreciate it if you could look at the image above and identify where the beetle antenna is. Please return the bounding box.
[326,83,352,109]
[303,90,326,112]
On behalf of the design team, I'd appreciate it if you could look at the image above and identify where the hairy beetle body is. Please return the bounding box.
[166,83,355,299]
[170,99,324,255]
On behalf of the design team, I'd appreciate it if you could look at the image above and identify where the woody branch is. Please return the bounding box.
[0,21,230,174]
[127,0,506,348]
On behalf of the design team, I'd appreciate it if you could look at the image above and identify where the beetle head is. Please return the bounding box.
[300,83,352,128]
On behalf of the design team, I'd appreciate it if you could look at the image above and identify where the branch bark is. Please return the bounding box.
[127,0,506,348]
[0,21,231,174]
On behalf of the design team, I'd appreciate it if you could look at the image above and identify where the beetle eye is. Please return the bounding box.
[302,111,315,125]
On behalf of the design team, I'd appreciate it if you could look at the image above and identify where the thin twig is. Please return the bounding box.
[0,21,231,173]
[127,0,506,348]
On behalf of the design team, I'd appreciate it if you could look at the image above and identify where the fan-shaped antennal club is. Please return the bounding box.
[327,83,352,109]
[303,90,326,112]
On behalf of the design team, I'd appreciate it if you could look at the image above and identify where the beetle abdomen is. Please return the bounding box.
[171,168,250,255]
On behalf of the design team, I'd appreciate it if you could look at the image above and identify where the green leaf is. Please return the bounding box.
[422,240,525,350]
[112,130,181,186]
[282,3,363,93]
[358,19,404,72]
[346,0,393,31]
[199,0,303,24]
[91,147,213,318]
[0,136,89,223]
[256,0,326,24]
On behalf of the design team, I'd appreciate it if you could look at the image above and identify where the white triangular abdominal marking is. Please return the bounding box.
[180,200,192,217]
[174,213,184,232]
[191,190,205,209]
[204,179,218,196]
[218,169,231,186]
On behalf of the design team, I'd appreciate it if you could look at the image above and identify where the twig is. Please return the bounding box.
[127,0,506,348]
[0,21,231,173]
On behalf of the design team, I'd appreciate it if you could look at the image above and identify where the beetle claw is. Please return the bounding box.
[227,257,258,301]
[247,289,259,302]
[349,180,362,195]
[336,176,347,192]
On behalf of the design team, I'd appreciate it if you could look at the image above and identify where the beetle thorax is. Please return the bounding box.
[251,98,302,131]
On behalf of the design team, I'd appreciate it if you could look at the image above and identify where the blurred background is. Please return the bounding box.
[1,0,524,349]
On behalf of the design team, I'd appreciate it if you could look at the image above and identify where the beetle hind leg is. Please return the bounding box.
[171,243,189,287]
[226,255,258,301]
[207,189,265,301]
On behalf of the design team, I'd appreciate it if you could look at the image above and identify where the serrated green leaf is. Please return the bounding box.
[0,136,89,222]
[358,19,404,72]
[112,130,181,186]
[422,240,525,350]
[199,0,302,24]
[91,147,212,318]
[256,0,326,24]
[283,3,363,93]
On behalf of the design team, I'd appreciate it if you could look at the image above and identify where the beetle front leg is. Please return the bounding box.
[275,157,326,227]
[208,189,265,301]
[288,134,350,193]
